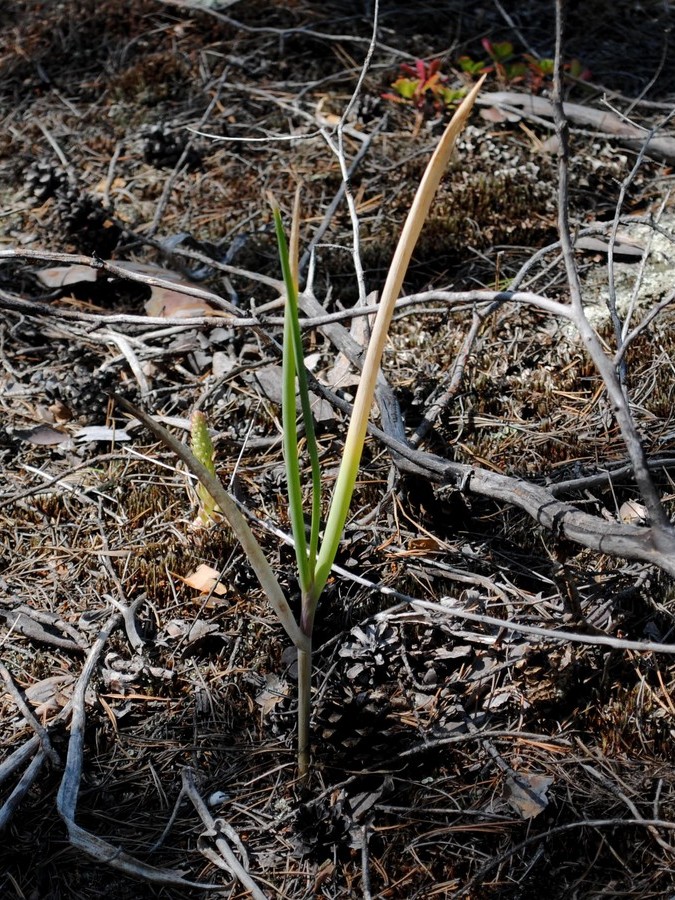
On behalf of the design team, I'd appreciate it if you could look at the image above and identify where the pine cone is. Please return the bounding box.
[55,187,121,256]
[142,124,201,170]
[23,159,68,203]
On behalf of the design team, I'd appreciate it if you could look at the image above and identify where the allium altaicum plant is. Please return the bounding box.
[118,76,485,782]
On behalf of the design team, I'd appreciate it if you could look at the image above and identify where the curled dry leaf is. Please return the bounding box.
[255,674,289,716]
[506,772,553,820]
[144,285,218,318]
[180,563,228,596]
[479,105,521,124]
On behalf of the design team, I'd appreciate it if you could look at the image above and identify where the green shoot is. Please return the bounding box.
[190,410,219,525]
[271,190,322,601]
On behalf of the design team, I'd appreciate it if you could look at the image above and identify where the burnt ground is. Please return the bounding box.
[2,1,675,898]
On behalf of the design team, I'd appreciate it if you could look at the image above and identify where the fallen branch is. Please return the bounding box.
[297,290,675,577]
[56,612,216,888]
[478,91,675,162]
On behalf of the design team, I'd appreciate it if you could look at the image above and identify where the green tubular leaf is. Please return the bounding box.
[288,191,322,578]
[277,213,309,589]
[273,205,322,594]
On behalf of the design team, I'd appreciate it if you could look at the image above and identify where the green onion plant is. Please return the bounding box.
[117,76,484,782]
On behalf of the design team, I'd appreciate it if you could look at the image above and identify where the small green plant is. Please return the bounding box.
[458,39,590,92]
[118,76,485,783]
[382,58,467,115]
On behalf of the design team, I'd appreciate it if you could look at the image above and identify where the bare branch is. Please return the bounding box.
[552,0,675,540]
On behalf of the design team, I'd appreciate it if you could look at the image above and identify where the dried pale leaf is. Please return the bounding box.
[619,499,649,525]
[181,563,228,596]
[15,424,71,445]
[145,285,217,318]
[188,620,220,642]
[484,690,513,710]
[113,260,184,282]
[75,426,131,443]
[166,619,189,639]
[251,364,284,402]
[92,176,126,195]
[413,692,435,710]
[349,782,387,823]
[255,674,289,716]
[575,235,644,259]
[309,394,334,423]
[304,351,322,370]
[249,364,334,422]
[36,265,97,287]
[49,399,73,423]
[24,673,96,717]
[435,644,472,660]
[407,537,443,553]
[506,773,553,820]
[25,674,75,706]
[212,351,237,378]
[480,105,520,124]
[325,356,360,389]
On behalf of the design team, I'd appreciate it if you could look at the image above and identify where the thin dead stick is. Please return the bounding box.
[320,0,381,305]
[410,598,675,656]
[104,332,150,397]
[361,824,373,900]
[0,735,41,787]
[0,750,47,832]
[477,91,675,163]
[96,519,146,652]
[148,68,229,237]
[0,662,59,766]
[0,280,572,329]
[300,119,385,280]
[182,769,269,900]
[220,491,675,656]
[56,612,213,887]
[605,124,662,382]
[292,289,675,575]
[410,303,497,448]
[581,762,675,856]
[55,609,116,818]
